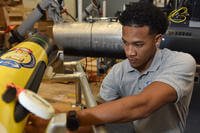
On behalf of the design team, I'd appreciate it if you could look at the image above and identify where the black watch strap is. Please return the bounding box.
[66,110,80,131]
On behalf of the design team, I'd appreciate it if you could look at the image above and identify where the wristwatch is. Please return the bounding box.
[66,110,80,131]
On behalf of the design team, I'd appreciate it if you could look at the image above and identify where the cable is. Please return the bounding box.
[168,6,188,23]
[62,8,77,22]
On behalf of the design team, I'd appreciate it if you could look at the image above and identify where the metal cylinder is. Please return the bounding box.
[77,0,83,22]
[53,21,125,58]
[102,0,107,17]
[17,7,43,36]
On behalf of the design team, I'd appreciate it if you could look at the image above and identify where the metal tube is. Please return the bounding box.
[102,0,107,17]
[17,8,43,36]
[75,81,82,105]
[53,22,125,58]
[79,74,97,107]
[17,0,51,36]
[50,73,81,82]
[75,62,107,133]
[63,61,98,107]
[64,61,78,67]
[75,62,97,107]
[47,61,107,133]
[78,0,83,22]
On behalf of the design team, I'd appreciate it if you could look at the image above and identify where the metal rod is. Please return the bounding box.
[63,61,97,107]
[75,62,97,107]
[47,61,107,133]
[102,0,107,17]
[78,0,83,22]
[64,61,78,67]
[64,61,107,132]
[75,81,82,105]
[50,73,81,82]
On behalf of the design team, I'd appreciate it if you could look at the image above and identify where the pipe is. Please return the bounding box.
[53,22,125,58]
[48,73,81,81]
[75,82,82,105]
[47,61,107,133]
[64,61,97,107]
[102,0,107,17]
[17,7,43,37]
[77,0,83,22]
[9,0,63,44]
[66,61,107,132]
[17,0,51,36]
[50,61,98,107]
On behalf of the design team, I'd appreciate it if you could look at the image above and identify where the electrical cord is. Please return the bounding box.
[168,6,189,23]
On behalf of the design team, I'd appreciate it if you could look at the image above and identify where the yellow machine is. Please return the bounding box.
[0,33,53,133]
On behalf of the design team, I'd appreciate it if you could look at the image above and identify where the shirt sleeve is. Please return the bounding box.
[154,53,196,103]
[99,64,122,101]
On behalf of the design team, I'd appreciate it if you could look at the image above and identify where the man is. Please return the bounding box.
[66,2,196,133]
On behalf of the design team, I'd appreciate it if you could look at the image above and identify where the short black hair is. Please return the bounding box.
[119,2,169,35]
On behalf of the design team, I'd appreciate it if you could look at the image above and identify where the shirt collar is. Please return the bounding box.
[126,49,162,73]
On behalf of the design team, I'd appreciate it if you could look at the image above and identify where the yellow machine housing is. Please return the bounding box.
[0,33,52,133]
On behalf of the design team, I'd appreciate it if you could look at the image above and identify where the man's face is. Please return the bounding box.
[122,26,161,72]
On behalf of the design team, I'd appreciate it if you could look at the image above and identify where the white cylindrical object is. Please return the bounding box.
[18,90,55,120]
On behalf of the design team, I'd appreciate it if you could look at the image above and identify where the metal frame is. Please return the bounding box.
[46,61,107,133]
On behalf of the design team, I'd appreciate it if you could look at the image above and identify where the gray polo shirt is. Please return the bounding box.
[99,48,196,133]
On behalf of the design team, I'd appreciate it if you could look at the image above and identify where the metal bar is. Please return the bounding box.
[64,61,78,68]
[50,73,81,82]
[78,0,83,22]
[102,0,107,17]
[44,61,108,133]
[75,62,97,107]
[76,62,107,133]
[78,73,97,107]
[75,81,82,105]
[63,61,107,133]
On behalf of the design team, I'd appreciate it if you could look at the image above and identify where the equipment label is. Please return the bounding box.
[0,47,36,69]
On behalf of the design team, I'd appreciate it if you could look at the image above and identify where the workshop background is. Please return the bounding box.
[0,0,200,133]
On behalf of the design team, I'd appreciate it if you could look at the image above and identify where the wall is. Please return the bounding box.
[22,0,168,19]
[83,0,139,17]
[64,0,76,17]
[23,0,76,17]
[83,0,167,17]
